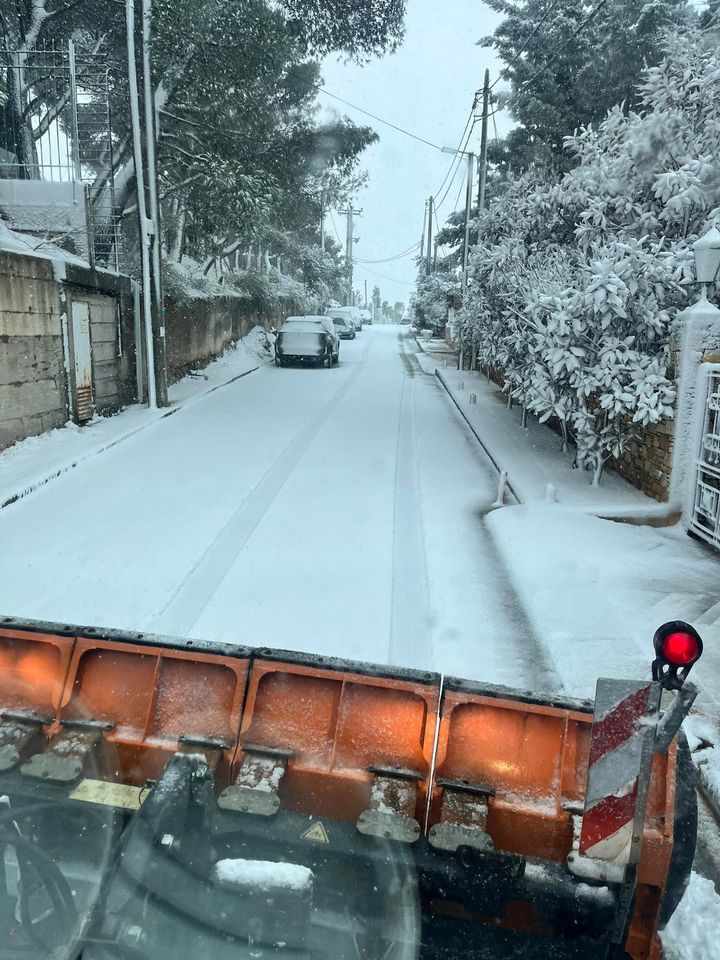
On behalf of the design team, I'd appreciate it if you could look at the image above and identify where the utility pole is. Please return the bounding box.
[477,69,490,212]
[320,190,325,251]
[364,279,368,308]
[425,195,433,275]
[126,0,156,409]
[141,0,168,406]
[420,199,427,261]
[339,206,361,306]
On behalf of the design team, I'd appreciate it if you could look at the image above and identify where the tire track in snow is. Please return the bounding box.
[404,333,557,691]
[152,340,372,637]
[389,343,432,669]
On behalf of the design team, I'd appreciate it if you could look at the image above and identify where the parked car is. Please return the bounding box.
[359,308,372,325]
[326,306,362,333]
[330,315,355,340]
[275,316,339,367]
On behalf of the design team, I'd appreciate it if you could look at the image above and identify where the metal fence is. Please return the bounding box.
[690,364,720,550]
[0,41,123,270]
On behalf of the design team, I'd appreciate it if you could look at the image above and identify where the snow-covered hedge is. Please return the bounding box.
[411,271,458,333]
[163,257,321,315]
[459,32,720,482]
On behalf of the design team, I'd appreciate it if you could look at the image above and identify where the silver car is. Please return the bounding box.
[275,316,340,367]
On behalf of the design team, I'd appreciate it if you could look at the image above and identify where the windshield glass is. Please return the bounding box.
[0,1,718,959]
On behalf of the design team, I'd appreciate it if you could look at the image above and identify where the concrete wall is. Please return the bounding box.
[165,295,296,382]
[0,250,138,452]
[0,252,68,451]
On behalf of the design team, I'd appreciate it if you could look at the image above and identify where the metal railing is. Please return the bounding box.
[0,40,123,270]
[690,365,720,549]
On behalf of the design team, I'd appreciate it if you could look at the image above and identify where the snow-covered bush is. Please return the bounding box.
[458,31,720,483]
[412,271,458,333]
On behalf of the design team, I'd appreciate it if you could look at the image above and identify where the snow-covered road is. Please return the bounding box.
[0,326,548,687]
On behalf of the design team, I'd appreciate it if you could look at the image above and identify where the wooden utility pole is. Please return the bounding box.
[339,206,361,306]
[426,195,433,275]
[477,69,490,212]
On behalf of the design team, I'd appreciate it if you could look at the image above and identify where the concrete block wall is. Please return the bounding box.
[612,419,673,502]
[164,295,296,382]
[0,252,67,451]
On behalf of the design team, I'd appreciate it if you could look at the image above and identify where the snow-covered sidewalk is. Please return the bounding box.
[0,326,273,509]
[436,367,657,517]
[417,344,660,518]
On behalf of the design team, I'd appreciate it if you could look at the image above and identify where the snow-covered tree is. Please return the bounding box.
[412,270,458,333]
[454,31,720,483]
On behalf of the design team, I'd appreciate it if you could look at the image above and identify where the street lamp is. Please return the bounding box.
[693,226,720,298]
[442,147,475,368]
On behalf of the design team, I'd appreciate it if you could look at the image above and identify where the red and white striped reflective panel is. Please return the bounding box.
[579,679,661,863]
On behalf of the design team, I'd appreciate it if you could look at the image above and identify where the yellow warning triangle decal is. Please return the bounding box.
[301,821,329,843]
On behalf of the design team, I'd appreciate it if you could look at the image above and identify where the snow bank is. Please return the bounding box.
[168,325,273,404]
[213,858,312,892]
[661,872,720,959]
[486,504,720,709]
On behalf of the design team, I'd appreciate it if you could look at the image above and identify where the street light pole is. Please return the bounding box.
[461,151,475,298]
[442,145,475,368]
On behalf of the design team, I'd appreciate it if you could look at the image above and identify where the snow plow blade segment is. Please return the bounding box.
[0,617,695,960]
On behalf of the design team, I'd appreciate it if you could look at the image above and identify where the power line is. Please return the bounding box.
[355,241,421,264]
[311,83,445,151]
[488,0,564,91]
[451,173,466,212]
[435,119,474,213]
[484,0,612,121]
[353,262,416,285]
[328,208,342,245]
[430,100,476,201]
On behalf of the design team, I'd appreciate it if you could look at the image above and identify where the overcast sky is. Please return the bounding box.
[320,0,515,307]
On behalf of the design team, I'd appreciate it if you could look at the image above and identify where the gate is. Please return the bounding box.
[689,364,720,549]
[70,300,94,422]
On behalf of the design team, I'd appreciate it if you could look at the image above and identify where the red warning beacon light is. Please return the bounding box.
[652,621,703,690]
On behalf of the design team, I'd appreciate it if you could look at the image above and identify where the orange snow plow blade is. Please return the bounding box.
[0,617,695,960]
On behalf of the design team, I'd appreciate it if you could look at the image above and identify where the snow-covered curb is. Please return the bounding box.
[0,327,274,511]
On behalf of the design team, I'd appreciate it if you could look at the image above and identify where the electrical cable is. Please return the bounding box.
[430,101,476,202]
[328,208,343,246]
[286,69,445,151]
[353,263,416,285]
[434,119,474,214]
[483,0,612,121]
[451,174,466,213]
[488,0,564,91]
[355,241,420,264]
